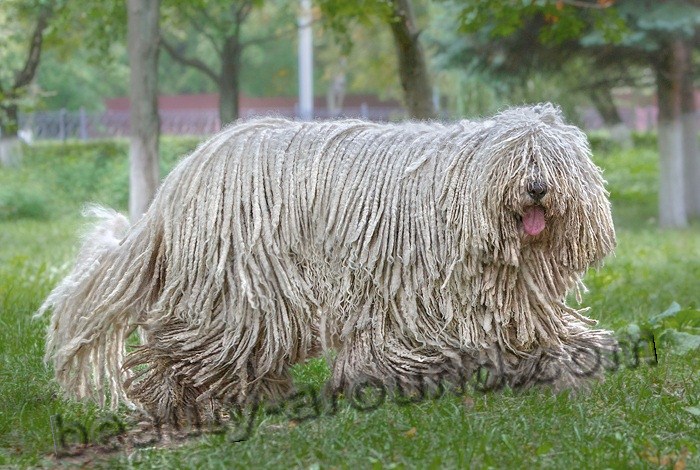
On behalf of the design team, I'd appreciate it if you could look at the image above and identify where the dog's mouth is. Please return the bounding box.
[519,205,546,236]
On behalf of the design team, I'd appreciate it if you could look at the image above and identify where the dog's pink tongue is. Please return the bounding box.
[523,206,546,236]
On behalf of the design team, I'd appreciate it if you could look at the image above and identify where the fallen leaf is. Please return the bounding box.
[675,448,689,470]
[404,427,417,438]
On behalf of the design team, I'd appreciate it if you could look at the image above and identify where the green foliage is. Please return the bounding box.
[159,135,202,171]
[0,1,46,86]
[436,68,590,122]
[316,0,394,52]
[430,2,621,120]
[593,142,657,227]
[159,0,296,96]
[453,0,699,58]
[0,185,49,221]
[455,0,626,44]
[587,131,658,154]
[442,0,699,126]
[316,19,401,101]
[587,130,619,153]
[22,139,131,211]
[0,137,200,216]
[20,0,310,112]
[0,0,55,132]
[0,218,102,467]
[47,0,125,58]
[624,0,700,42]
[627,303,700,356]
[37,47,129,111]
[631,132,657,148]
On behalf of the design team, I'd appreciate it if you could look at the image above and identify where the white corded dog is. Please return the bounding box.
[38,104,617,422]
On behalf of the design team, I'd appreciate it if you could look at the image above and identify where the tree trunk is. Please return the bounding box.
[327,58,347,117]
[590,87,623,126]
[0,5,51,167]
[0,105,22,167]
[0,138,22,168]
[218,38,241,125]
[655,39,688,228]
[589,87,631,148]
[127,0,161,222]
[388,0,435,120]
[680,41,700,219]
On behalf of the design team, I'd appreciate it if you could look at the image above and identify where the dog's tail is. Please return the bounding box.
[36,204,147,409]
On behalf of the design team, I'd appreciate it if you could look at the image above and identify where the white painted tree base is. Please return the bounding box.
[658,119,687,227]
[0,138,22,167]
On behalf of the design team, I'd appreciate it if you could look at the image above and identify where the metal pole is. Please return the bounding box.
[361,102,369,120]
[79,107,88,140]
[59,108,67,141]
[298,0,313,120]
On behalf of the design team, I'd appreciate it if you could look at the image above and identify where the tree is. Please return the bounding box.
[37,0,128,110]
[316,12,402,105]
[160,0,294,125]
[387,0,434,119]
[318,0,436,119]
[428,2,621,122]
[454,0,700,227]
[681,42,700,218]
[127,0,161,220]
[655,38,691,226]
[33,1,298,111]
[37,46,129,111]
[0,0,54,166]
[437,2,636,119]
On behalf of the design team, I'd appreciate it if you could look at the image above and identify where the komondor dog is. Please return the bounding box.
[38,103,617,423]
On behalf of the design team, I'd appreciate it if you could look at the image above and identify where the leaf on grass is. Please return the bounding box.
[661,331,700,355]
[536,441,553,456]
[651,303,700,330]
[622,323,641,339]
[684,407,700,417]
[641,449,687,469]
[641,451,661,465]
[650,302,681,325]
[675,448,689,470]
[462,396,475,409]
[404,427,417,438]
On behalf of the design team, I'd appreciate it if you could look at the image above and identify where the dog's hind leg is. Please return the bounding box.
[122,320,221,426]
[124,315,300,423]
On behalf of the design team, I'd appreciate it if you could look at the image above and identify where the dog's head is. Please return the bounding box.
[444,103,616,270]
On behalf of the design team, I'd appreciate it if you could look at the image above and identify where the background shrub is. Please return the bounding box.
[0,137,202,215]
[0,186,50,221]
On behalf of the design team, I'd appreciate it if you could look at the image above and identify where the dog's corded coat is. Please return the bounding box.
[38,104,617,420]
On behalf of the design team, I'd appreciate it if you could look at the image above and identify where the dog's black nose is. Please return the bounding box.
[527,181,548,201]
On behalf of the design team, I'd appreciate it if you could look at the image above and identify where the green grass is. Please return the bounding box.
[1,138,699,468]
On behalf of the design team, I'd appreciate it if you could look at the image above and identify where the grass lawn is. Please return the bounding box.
[0,138,699,468]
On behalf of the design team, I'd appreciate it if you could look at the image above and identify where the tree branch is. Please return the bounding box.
[13,4,53,90]
[240,24,299,48]
[181,8,223,55]
[160,37,220,83]
[234,1,254,27]
[561,0,614,9]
